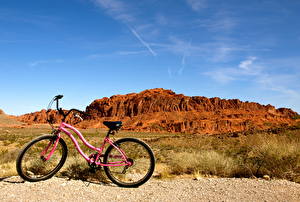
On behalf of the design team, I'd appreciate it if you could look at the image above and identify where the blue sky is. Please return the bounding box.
[0,0,300,115]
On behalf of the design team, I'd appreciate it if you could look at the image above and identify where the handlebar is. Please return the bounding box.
[47,95,89,125]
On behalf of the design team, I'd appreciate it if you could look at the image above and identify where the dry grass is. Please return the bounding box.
[0,124,299,183]
[168,151,237,177]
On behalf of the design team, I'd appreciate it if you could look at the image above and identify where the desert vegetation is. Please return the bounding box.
[0,125,299,183]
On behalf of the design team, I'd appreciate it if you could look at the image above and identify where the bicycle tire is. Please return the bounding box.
[103,138,155,187]
[16,134,68,182]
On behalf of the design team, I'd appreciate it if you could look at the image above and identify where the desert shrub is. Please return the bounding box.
[169,151,237,177]
[233,133,300,182]
[0,148,20,164]
[59,156,108,183]
[1,125,299,183]
[0,162,17,177]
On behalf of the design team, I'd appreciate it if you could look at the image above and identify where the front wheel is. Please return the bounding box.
[16,135,68,182]
[103,138,155,187]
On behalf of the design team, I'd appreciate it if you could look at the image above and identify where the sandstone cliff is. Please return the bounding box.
[18,88,299,134]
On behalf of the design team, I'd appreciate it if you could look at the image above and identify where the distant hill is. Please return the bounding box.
[18,88,299,134]
[0,109,23,126]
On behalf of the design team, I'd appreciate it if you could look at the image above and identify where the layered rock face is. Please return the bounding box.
[19,88,299,134]
[18,109,64,124]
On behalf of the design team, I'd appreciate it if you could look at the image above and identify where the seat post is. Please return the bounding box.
[106,129,115,137]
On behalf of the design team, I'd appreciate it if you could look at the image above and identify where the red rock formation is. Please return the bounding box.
[18,88,299,134]
[18,109,73,125]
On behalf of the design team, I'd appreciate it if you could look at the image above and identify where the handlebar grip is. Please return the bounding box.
[68,109,90,117]
[54,95,63,100]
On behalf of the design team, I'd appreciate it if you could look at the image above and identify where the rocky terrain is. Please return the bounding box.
[18,88,299,134]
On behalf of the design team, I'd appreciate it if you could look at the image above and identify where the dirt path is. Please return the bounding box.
[0,176,299,202]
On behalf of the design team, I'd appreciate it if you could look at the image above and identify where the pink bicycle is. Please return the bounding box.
[16,95,155,187]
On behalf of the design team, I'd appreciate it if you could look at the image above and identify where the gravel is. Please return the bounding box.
[0,176,299,202]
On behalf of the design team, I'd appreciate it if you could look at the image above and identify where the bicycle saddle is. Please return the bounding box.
[103,121,122,130]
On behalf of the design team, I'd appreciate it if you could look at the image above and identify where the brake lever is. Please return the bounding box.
[74,113,83,121]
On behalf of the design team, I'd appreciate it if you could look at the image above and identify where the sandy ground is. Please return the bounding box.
[0,176,299,202]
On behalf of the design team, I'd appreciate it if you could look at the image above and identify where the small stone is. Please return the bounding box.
[153,171,161,178]
[263,175,270,180]
[193,177,202,181]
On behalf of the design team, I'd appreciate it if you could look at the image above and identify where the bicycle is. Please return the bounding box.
[16,95,155,187]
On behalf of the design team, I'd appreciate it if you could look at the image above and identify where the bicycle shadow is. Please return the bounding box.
[59,170,117,187]
[0,176,25,184]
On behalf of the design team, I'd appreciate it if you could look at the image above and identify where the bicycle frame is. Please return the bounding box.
[43,122,131,167]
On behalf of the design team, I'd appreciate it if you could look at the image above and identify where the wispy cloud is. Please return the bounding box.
[210,45,235,63]
[198,17,236,32]
[195,11,237,32]
[117,50,147,55]
[186,0,207,11]
[0,9,60,29]
[168,67,172,78]
[204,56,262,83]
[129,27,157,56]
[155,14,168,26]
[204,69,235,83]
[239,56,257,70]
[92,0,134,23]
[87,50,147,59]
[151,37,249,63]
[29,59,64,67]
[178,40,191,75]
[87,53,109,59]
[205,57,300,101]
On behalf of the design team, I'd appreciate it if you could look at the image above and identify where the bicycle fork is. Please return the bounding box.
[40,135,61,161]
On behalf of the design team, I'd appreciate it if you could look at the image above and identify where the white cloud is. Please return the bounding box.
[210,46,235,63]
[239,56,257,70]
[186,0,207,11]
[205,57,300,105]
[204,69,235,83]
[204,56,262,83]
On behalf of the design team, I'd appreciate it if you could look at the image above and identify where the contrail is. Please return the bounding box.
[130,28,157,56]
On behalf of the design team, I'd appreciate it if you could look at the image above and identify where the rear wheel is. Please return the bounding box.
[103,138,155,187]
[16,135,68,182]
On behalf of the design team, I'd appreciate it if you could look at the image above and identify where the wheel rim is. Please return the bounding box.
[20,138,65,180]
[106,141,153,185]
